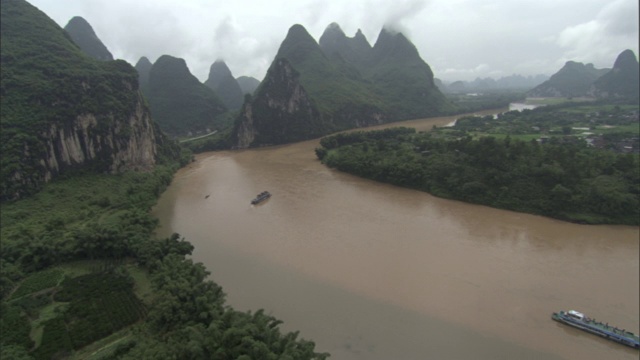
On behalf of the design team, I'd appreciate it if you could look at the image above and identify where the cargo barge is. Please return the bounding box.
[251,191,271,205]
[552,310,639,349]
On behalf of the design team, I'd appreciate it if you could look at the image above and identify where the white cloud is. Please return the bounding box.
[555,0,639,69]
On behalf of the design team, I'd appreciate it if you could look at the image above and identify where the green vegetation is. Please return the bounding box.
[180,128,234,153]
[9,269,63,300]
[446,91,525,113]
[0,0,152,200]
[1,164,327,359]
[275,25,386,126]
[2,1,327,358]
[316,102,639,225]
[281,25,454,122]
[233,24,457,148]
[452,101,640,147]
[24,271,144,360]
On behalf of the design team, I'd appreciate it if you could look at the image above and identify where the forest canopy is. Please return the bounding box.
[316,103,639,225]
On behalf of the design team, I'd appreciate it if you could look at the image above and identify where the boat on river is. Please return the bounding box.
[552,310,640,349]
[251,191,271,205]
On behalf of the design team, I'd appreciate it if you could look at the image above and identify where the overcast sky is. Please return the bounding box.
[29,0,639,83]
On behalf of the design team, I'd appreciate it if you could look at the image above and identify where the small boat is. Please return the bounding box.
[251,191,271,205]
[552,310,639,349]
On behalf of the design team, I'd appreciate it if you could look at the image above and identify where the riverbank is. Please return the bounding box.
[152,112,639,359]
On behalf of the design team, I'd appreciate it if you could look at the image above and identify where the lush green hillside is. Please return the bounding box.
[146,55,228,137]
[365,28,453,119]
[285,24,455,121]
[232,23,454,148]
[0,0,136,132]
[275,24,385,121]
[63,16,113,61]
[0,0,156,200]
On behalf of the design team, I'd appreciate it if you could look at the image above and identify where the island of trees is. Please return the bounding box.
[315,101,639,225]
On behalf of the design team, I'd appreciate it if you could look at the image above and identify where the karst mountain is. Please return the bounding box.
[0,0,173,200]
[63,16,113,61]
[232,23,453,148]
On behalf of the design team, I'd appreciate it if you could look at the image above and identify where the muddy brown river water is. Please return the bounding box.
[152,112,639,360]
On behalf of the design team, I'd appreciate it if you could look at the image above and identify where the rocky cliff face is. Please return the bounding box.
[5,81,158,200]
[1,0,159,200]
[233,58,323,148]
[38,91,156,182]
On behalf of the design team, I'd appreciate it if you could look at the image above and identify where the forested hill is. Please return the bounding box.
[236,75,260,95]
[63,16,113,61]
[0,0,173,200]
[528,50,639,102]
[204,60,244,110]
[145,55,228,137]
[592,49,640,101]
[528,61,609,98]
[231,23,454,148]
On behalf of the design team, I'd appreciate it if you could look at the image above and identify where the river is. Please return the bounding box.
[152,111,639,360]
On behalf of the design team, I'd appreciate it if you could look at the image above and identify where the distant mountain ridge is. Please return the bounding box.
[528,61,609,97]
[232,23,453,148]
[440,74,549,93]
[64,16,113,61]
[528,50,639,100]
[236,76,260,95]
[204,60,244,110]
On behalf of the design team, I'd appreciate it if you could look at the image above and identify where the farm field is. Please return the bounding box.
[2,260,149,360]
